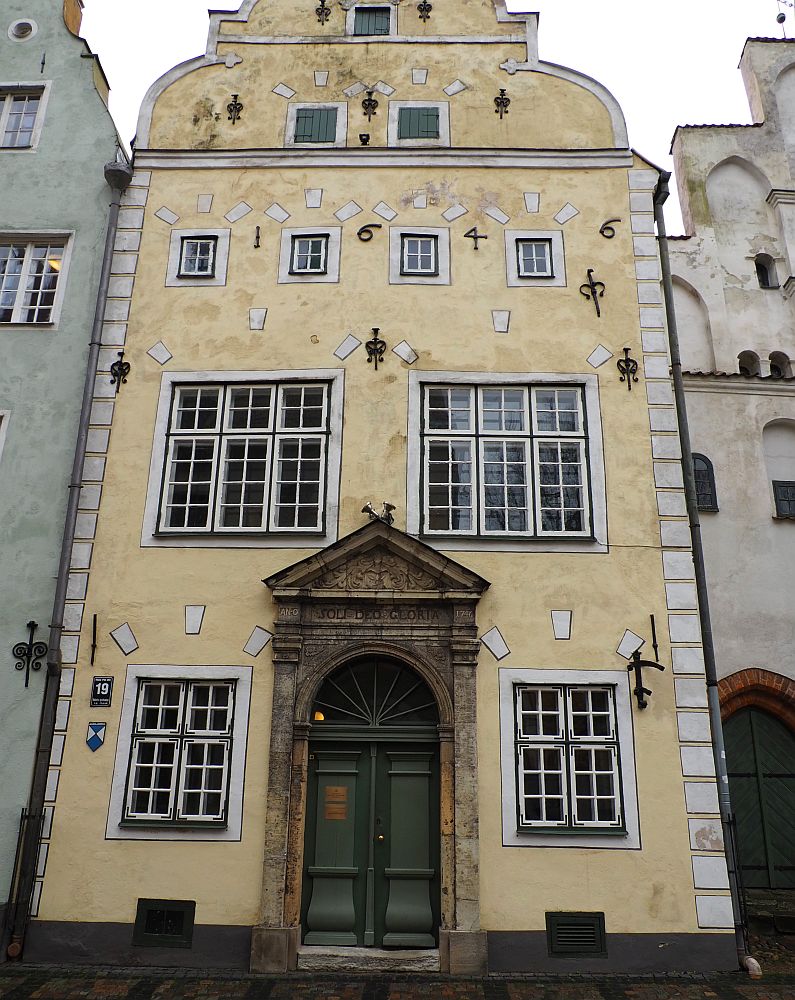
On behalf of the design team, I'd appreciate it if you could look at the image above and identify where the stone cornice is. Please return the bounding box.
[683,373,795,396]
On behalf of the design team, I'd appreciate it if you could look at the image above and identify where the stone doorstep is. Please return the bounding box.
[296,946,441,973]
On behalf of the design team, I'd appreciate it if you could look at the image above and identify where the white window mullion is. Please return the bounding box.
[10,243,33,323]
[0,96,11,145]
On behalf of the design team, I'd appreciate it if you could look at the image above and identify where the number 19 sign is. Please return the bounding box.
[90,676,114,708]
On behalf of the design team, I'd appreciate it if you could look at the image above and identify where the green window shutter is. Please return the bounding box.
[294,107,338,143]
[353,7,391,35]
[398,107,440,140]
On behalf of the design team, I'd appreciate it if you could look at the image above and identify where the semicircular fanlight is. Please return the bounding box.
[312,658,439,728]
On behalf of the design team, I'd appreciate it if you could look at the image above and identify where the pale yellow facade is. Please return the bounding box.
[33,0,734,974]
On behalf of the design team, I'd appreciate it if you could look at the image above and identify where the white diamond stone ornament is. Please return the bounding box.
[265,203,290,223]
[617,629,645,659]
[244,626,273,657]
[334,334,362,360]
[225,201,253,224]
[110,623,138,655]
[335,201,363,222]
[554,202,580,225]
[249,309,268,331]
[480,626,510,661]
[587,344,614,369]
[146,341,172,365]
[373,201,397,221]
[392,341,418,364]
[551,611,572,640]
[185,606,206,635]
[492,311,511,334]
[154,207,179,225]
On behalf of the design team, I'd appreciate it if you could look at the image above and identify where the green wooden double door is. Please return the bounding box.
[725,707,795,889]
[301,740,440,948]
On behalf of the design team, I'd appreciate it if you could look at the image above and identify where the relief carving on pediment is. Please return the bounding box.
[315,551,441,592]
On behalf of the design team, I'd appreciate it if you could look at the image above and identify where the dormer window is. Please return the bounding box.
[352,6,392,36]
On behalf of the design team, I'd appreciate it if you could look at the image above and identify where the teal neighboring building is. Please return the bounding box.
[0,0,121,950]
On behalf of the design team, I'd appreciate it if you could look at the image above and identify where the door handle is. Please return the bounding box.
[376,833,385,841]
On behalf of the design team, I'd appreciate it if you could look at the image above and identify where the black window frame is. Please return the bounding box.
[133,899,196,948]
[288,233,330,275]
[400,233,439,277]
[773,480,795,518]
[352,5,392,36]
[177,235,218,280]
[692,453,718,512]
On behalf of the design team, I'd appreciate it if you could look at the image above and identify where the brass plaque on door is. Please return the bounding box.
[324,785,348,821]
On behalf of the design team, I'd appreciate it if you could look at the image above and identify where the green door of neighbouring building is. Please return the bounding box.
[724,708,795,889]
[301,658,440,948]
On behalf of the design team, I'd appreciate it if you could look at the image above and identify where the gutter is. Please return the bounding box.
[654,173,761,979]
[4,157,133,960]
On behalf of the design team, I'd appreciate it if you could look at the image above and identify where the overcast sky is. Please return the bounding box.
[80,0,791,232]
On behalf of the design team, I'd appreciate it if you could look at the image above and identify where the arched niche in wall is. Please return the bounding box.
[769,351,792,379]
[763,419,795,517]
[738,350,761,376]
[672,276,715,372]
[705,157,771,231]
[774,64,795,152]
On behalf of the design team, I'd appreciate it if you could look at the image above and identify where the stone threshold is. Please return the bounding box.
[296,946,441,973]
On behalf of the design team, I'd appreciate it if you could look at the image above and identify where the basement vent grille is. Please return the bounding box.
[546,911,606,956]
[133,898,196,949]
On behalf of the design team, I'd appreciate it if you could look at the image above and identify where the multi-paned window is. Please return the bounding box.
[294,107,338,143]
[0,241,64,324]
[159,382,330,534]
[352,6,392,35]
[124,680,236,825]
[516,238,553,278]
[692,453,718,512]
[290,235,328,275]
[178,236,217,278]
[0,90,43,148]
[773,480,795,517]
[514,684,623,831]
[401,234,438,276]
[421,384,590,537]
[398,107,440,140]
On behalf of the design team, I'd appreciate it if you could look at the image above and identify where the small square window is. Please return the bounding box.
[179,237,217,278]
[294,107,338,144]
[401,234,438,276]
[133,899,195,948]
[398,107,440,140]
[773,480,795,518]
[353,6,392,35]
[290,235,329,275]
[517,239,553,278]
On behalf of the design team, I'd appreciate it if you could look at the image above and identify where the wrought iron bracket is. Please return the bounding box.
[316,0,332,23]
[628,649,665,710]
[494,89,511,119]
[579,268,606,318]
[417,1,433,21]
[109,351,130,393]
[12,621,47,688]
[365,328,387,370]
[617,347,639,391]
[362,91,379,121]
[227,94,243,124]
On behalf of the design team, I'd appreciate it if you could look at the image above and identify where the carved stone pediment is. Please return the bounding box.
[264,520,489,599]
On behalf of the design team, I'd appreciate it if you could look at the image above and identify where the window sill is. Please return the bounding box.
[516,826,627,837]
[120,820,228,830]
[772,514,795,521]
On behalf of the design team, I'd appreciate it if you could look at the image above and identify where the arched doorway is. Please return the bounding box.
[724,707,795,889]
[301,656,440,948]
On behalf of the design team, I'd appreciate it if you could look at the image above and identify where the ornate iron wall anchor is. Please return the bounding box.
[357,223,383,242]
[362,501,396,526]
[362,91,379,121]
[13,621,47,688]
[579,269,606,318]
[628,649,665,710]
[617,347,639,391]
[366,328,387,370]
[109,351,130,393]
[227,94,243,125]
[464,226,488,250]
[600,217,622,239]
[494,89,511,119]
[316,0,332,23]
[417,1,433,21]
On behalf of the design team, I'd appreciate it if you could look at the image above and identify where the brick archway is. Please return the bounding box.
[719,668,795,733]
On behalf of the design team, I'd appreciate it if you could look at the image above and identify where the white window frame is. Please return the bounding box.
[407,371,607,552]
[279,227,342,284]
[499,668,640,849]
[166,229,231,288]
[285,102,348,149]
[0,231,73,328]
[107,664,252,842]
[0,82,50,151]
[142,369,345,549]
[389,226,450,286]
[505,229,566,288]
[0,410,9,465]
[346,3,396,37]
[387,101,450,148]
[178,236,218,279]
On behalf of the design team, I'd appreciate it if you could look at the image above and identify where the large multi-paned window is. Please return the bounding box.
[0,241,64,324]
[421,384,590,537]
[159,381,330,534]
[513,684,623,831]
[0,90,43,148]
[124,679,235,825]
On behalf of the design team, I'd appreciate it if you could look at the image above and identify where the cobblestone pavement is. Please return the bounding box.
[1,968,795,1000]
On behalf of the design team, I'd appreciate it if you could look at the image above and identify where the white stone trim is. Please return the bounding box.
[504,229,566,288]
[406,370,607,552]
[165,228,231,288]
[106,664,252,841]
[285,102,348,148]
[141,368,345,549]
[389,226,450,285]
[278,226,342,284]
[499,667,640,848]
[387,101,451,148]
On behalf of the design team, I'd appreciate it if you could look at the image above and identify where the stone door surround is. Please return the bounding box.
[250,521,491,975]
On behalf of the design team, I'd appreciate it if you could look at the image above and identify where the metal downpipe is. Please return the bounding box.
[653,173,760,978]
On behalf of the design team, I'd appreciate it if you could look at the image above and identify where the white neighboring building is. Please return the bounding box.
[669,38,795,892]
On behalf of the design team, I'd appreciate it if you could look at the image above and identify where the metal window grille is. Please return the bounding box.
[398,107,440,139]
[290,235,329,274]
[178,237,217,277]
[133,899,196,948]
[353,6,391,35]
[294,107,338,143]
[125,680,235,825]
[0,241,63,324]
[516,239,553,278]
[401,235,438,275]
[773,480,795,517]
[692,453,718,512]
[160,382,329,534]
[546,912,607,955]
[0,91,42,148]
[421,384,590,537]
[514,684,623,831]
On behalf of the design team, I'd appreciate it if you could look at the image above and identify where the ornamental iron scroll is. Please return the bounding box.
[13,621,47,688]
[617,347,639,391]
[316,0,331,23]
[417,1,433,21]
[494,89,511,119]
[366,328,387,370]
[227,94,243,125]
[362,91,379,121]
[628,648,665,710]
[579,269,606,318]
[109,351,131,393]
